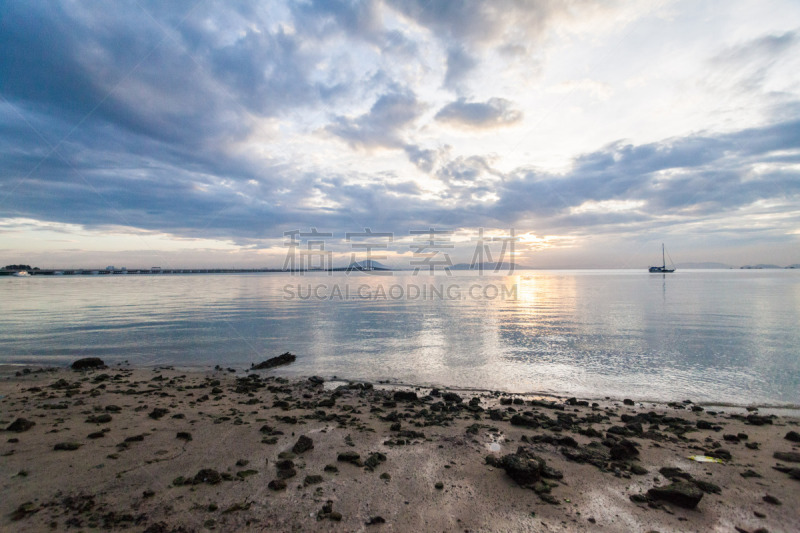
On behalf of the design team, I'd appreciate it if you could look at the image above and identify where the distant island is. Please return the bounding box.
[1,261,798,275]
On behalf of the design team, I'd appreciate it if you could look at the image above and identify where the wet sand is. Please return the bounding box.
[1,363,799,532]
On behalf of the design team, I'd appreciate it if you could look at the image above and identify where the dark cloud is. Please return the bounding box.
[435,97,523,129]
[490,119,800,232]
[443,46,478,90]
[1,1,799,258]
[403,144,448,172]
[326,89,425,149]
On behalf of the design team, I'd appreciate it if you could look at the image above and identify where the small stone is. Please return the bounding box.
[10,502,38,521]
[785,430,800,442]
[176,432,192,441]
[149,408,169,420]
[71,357,106,370]
[380,472,391,481]
[193,469,222,485]
[324,464,339,473]
[393,390,418,402]
[268,479,287,491]
[304,474,324,486]
[435,481,444,489]
[366,516,386,525]
[6,418,35,432]
[773,451,800,463]
[338,451,361,464]
[647,482,703,509]
[54,442,81,451]
[86,413,112,424]
[623,399,635,406]
[292,435,314,454]
[762,494,781,505]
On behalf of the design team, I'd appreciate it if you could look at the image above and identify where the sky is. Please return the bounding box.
[1,0,799,269]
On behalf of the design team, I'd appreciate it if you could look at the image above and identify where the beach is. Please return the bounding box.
[2,361,799,532]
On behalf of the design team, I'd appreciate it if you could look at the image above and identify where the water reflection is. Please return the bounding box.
[0,270,799,405]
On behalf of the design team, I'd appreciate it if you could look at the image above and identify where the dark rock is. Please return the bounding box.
[692,479,721,494]
[442,392,462,403]
[393,390,418,402]
[629,494,648,504]
[318,398,335,408]
[659,466,692,481]
[6,418,35,432]
[623,399,635,406]
[707,448,732,461]
[275,458,295,470]
[268,479,286,491]
[86,413,112,424]
[510,414,539,428]
[499,451,545,486]
[773,451,800,463]
[149,408,168,420]
[762,494,781,505]
[176,432,192,441]
[364,452,387,470]
[746,414,773,426]
[785,430,800,442]
[308,376,325,385]
[696,420,713,430]
[324,464,338,473]
[366,516,386,525]
[740,469,762,478]
[630,464,648,475]
[193,469,222,485]
[304,474,324,486]
[337,451,362,465]
[54,442,81,451]
[647,482,703,509]
[10,502,38,521]
[561,444,610,469]
[609,439,639,461]
[251,352,296,370]
[292,435,314,454]
[435,481,444,489]
[72,357,106,370]
[87,431,105,439]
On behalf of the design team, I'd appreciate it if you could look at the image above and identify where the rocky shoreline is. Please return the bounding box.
[1,361,799,532]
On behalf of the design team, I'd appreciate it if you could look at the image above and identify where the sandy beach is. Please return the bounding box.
[2,360,799,532]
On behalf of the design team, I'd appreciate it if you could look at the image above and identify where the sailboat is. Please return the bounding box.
[649,243,675,273]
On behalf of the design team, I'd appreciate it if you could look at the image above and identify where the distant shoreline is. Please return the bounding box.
[2,266,799,276]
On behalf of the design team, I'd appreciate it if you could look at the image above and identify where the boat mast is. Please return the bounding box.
[662,243,666,269]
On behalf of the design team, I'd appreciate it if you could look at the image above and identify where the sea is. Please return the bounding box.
[1,269,798,406]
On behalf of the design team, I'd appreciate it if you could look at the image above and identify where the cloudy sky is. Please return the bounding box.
[1,0,799,269]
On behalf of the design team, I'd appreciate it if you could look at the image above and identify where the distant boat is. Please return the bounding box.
[649,243,675,273]
[12,271,30,277]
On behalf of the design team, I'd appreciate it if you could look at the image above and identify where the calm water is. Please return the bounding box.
[1,270,799,405]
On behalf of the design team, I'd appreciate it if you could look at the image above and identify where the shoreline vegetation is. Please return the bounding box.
[1,358,799,532]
